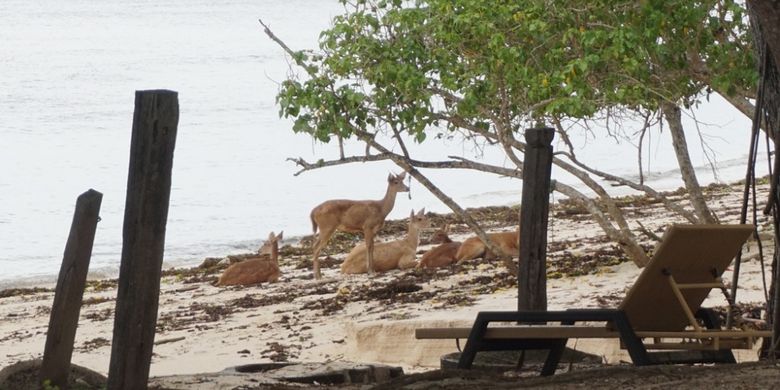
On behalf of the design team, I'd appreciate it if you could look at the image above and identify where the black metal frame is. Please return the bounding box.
[457,308,735,376]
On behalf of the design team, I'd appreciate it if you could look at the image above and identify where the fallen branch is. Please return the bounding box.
[154,336,186,346]
[636,221,662,242]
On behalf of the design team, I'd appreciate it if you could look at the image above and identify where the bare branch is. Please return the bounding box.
[636,221,662,241]
[551,115,699,223]
[287,152,521,178]
[259,19,310,72]
[286,154,393,176]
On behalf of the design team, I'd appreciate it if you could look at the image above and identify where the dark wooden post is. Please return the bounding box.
[107,90,178,390]
[518,127,554,312]
[40,189,103,389]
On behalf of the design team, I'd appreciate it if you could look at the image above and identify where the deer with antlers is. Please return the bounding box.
[418,224,462,269]
[216,231,283,286]
[341,208,429,274]
[309,172,409,279]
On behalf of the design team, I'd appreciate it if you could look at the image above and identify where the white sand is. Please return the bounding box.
[0,184,774,378]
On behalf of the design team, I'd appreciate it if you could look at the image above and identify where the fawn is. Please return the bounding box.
[418,224,461,269]
[216,231,283,286]
[341,209,429,274]
[455,229,519,262]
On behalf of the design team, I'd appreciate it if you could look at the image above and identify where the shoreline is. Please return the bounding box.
[0,173,763,290]
[0,180,774,383]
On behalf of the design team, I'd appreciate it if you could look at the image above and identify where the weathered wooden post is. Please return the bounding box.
[107,90,178,390]
[518,127,554,312]
[39,189,103,389]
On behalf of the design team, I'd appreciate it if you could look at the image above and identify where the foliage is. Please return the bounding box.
[276,0,756,145]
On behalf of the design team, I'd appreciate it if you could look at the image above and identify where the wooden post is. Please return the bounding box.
[107,90,178,390]
[518,127,554,312]
[39,189,103,389]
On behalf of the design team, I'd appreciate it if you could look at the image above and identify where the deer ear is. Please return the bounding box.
[388,173,394,182]
[268,232,276,240]
[417,208,425,216]
[277,231,284,241]
[409,209,415,219]
[397,172,406,180]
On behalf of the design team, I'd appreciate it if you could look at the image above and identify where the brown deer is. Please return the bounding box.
[310,172,409,279]
[455,229,520,262]
[216,231,283,286]
[418,224,462,269]
[341,209,429,274]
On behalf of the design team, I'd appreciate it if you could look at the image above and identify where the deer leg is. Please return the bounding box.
[398,254,417,270]
[364,230,376,275]
[311,227,335,280]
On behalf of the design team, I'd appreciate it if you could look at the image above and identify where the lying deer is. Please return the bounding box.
[216,231,283,286]
[418,224,462,269]
[341,209,429,274]
[310,172,409,279]
[455,228,520,262]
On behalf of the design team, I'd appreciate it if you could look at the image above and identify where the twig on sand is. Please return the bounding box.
[154,336,186,346]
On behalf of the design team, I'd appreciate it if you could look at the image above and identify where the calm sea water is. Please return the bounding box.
[0,0,758,287]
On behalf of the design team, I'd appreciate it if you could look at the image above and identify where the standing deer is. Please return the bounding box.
[216,231,283,286]
[455,229,520,262]
[341,209,429,274]
[310,172,409,279]
[418,224,462,269]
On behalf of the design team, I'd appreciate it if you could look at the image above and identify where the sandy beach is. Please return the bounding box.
[0,181,775,388]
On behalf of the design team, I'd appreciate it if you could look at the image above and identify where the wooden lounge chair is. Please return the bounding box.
[416,224,771,376]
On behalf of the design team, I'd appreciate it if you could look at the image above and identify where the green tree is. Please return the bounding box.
[266,0,756,267]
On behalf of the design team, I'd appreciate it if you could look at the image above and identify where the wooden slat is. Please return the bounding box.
[635,330,773,339]
[416,327,771,342]
[643,341,748,351]
[667,275,703,332]
[415,326,618,340]
[676,282,725,290]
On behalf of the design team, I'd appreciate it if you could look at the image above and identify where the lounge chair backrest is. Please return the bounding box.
[618,224,753,332]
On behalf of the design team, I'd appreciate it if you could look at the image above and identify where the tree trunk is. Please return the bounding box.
[748,1,780,73]
[747,0,780,358]
[662,102,717,224]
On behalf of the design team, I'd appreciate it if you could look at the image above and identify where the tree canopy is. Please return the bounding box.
[268,0,758,266]
[278,0,755,143]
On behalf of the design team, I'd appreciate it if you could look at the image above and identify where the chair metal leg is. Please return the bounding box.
[540,339,567,376]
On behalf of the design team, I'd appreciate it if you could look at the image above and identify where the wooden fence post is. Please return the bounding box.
[39,189,103,389]
[107,90,178,390]
[518,127,554,312]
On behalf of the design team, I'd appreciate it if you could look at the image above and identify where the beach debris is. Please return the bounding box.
[261,342,297,362]
[77,337,110,352]
[154,336,186,346]
[198,257,222,269]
